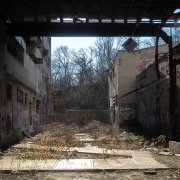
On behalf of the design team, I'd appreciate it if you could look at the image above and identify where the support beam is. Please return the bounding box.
[99,0,104,25]
[73,1,77,25]
[155,30,160,78]
[169,35,176,141]
[0,5,14,22]
[12,0,24,23]
[130,0,153,37]
[42,0,50,23]
[86,0,89,25]
[124,0,134,25]
[137,0,153,24]
[57,0,63,25]
[4,22,172,37]
[26,0,37,23]
[162,0,180,24]
[112,0,119,25]
[150,0,164,24]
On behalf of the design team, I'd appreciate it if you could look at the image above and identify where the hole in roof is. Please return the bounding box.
[174,9,180,13]
[114,19,124,23]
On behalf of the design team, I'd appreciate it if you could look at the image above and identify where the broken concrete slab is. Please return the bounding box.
[169,141,180,154]
[0,152,168,172]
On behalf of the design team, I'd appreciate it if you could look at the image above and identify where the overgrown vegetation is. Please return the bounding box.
[52,31,180,112]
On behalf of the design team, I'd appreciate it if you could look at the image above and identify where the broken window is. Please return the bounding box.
[7,37,24,65]
[20,91,23,104]
[25,93,28,104]
[33,97,35,108]
[6,84,12,100]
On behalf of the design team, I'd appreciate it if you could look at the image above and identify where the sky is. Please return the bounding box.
[51,9,180,55]
[51,37,96,54]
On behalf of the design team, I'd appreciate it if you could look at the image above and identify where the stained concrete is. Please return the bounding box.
[1,146,169,172]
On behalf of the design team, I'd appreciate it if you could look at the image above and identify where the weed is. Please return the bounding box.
[156,135,167,148]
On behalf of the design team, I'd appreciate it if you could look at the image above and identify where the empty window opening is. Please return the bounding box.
[25,93,28,104]
[7,37,24,65]
[33,97,35,108]
[20,91,23,104]
[116,95,118,106]
[17,88,20,102]
[6,84,12,100]
[36,100,40,114]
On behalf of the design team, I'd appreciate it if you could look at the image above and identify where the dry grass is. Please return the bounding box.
[79,120,140,150]
[19,120,141,160]
[19,122,85,160]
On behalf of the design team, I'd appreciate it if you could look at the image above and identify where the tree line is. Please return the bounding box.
[51,27,180,113]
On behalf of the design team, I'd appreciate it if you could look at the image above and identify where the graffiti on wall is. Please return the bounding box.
[32,113,39,130]
[137,59,155,72]
[119,105,136,122]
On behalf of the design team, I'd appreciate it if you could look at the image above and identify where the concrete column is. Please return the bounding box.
[0,18,6,148]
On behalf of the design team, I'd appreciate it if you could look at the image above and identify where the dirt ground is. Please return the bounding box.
[0,170,180,180]
[0,121,180,179]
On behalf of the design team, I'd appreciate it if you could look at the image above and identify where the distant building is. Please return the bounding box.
[108,45,168,127]
[0,36,52,148]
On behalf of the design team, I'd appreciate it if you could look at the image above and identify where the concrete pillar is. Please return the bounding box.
[0,18,6,148]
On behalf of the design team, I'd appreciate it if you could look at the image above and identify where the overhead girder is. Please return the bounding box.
[4,22,178,39]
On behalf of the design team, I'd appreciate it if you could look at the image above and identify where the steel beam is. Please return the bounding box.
[4,22,175,37]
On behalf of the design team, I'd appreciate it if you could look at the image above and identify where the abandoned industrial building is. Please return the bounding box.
[1,0,180,177]
[109,43,180,140]
[0,35,52,148]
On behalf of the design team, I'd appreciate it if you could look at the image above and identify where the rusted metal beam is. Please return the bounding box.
[86,0,89,25]
[124,0,134,25]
